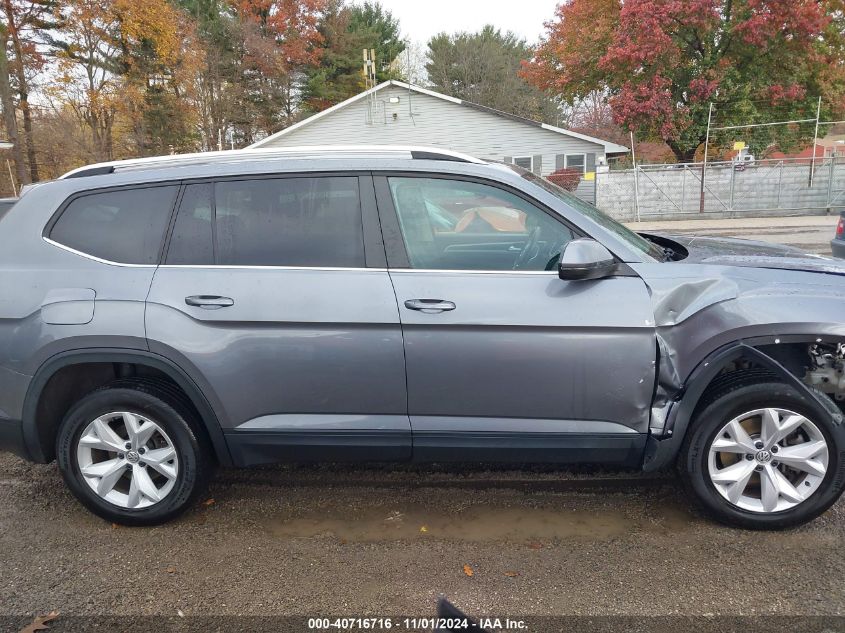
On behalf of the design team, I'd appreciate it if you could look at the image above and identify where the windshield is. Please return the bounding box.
[508,165,664,261]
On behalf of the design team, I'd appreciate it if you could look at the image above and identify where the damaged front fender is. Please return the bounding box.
[642,341,844,471]
[631,263,845,472]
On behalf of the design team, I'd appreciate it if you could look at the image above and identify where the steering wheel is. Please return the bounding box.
[512,225,542,270]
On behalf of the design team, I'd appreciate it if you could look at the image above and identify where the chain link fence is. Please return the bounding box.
[593,99,845,222]
[596,157,845,221]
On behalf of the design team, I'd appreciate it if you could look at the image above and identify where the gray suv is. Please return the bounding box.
[1,146,844,529]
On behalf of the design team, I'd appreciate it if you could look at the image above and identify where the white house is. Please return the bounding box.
[249,81,628,202]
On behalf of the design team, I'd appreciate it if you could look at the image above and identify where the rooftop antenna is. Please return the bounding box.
[405,40,414,125]
[363,48,378,124]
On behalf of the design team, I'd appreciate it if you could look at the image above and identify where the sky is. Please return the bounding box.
[376,0,560,45]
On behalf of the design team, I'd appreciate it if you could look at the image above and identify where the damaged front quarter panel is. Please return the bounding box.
[629,261,845,471]
[642,269,742,438]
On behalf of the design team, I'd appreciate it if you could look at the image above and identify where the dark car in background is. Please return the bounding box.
[832,211,845,258]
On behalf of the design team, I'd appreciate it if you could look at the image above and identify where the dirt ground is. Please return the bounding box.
[1,453,843,632]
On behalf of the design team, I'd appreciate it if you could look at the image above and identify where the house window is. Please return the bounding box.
[565,154,586,173]
[513,156,533,171]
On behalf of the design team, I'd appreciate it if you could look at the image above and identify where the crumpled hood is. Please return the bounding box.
[647,232,845,275]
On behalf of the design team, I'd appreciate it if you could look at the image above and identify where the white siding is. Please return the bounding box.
[259,85,606,181]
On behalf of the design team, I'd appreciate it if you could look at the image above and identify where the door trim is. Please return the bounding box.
[225,429,411,466]
[411,416,638,434]
[236,413,410,431]
[412,430,646,465]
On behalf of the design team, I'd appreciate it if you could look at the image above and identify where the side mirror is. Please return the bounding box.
[558,238,617,281]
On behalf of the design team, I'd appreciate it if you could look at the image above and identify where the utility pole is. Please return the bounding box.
[630,130,640,222]
[699,102,713,214]
[0,25,27,188]
[810,96,822,187]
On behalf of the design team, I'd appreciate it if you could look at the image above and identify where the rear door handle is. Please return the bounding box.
[404,299,456,313]
[185,295,234,309]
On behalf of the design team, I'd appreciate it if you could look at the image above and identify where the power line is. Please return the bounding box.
[710,118,816,131]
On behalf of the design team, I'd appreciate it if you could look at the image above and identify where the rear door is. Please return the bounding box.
[145,174,409,465]
[374,174,656,465]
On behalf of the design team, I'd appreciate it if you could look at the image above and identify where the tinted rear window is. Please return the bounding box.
[50,186,178,264]
[167,176,365,267]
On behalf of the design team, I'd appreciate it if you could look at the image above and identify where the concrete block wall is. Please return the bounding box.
[596,161,845,221]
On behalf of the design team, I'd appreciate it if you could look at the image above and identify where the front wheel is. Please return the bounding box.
[56,381,213,526]
[680,381,845,529]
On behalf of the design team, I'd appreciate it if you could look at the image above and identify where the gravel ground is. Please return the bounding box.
[1,452,843,631]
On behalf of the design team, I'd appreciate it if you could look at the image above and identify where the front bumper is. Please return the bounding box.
[0,416,30,460]
[832,238,845,259]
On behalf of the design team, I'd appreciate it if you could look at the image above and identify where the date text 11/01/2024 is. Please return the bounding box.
[306,617,528,630]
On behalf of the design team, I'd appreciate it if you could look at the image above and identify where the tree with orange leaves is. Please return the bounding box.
[231,0,325,140]
[49,0,204,160]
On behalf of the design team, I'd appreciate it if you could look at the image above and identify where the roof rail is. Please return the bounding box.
[59,146,484,179]
[64,166,115,179]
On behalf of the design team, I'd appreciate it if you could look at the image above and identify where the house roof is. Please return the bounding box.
[249,80,630,155]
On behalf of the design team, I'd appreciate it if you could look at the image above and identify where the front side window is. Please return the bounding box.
[50,186,178,264]
[167,176,365,267]
[513,166,663,260]
[387,177,576,271]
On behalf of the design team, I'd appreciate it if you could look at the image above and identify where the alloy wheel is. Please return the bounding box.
[707,407,829,513]
[76,411,179,509]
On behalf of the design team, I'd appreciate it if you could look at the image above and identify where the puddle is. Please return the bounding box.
[266,503,694,543]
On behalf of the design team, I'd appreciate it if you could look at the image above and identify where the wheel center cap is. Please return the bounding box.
[755,449,772,464]
[126,450,140,464]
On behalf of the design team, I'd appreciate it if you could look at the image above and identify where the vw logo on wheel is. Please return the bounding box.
[755,449,772,464]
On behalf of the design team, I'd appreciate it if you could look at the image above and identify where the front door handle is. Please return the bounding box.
[404,299,456,313]
[185,295,234,309]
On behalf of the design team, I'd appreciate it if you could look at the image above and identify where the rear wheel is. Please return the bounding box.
[56,381,212,526]
[680,380,845,529]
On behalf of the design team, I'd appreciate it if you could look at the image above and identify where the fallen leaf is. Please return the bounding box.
[504,571,520,577]
[339,538,348,545]
[203,498,215,507]
[462,564,474,577]
[527,541,543,550]
[165,567,176,574]
[18,611,59,633]
[111,523,120,530]
[419,525,428,533]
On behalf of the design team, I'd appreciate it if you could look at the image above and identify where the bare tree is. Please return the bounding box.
[0,23,27,186]
[2,0,54,181]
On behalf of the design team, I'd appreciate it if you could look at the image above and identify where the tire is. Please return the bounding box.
[679,380,845,530]
[56,380,213,526]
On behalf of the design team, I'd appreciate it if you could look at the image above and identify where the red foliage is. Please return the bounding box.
[523,0,837,158]
[234,0,325,74]
[733,0,828,48]
[547,168,583,192]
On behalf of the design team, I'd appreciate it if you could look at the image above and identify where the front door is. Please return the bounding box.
[146,174,409,465]
[374,174,655,465]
